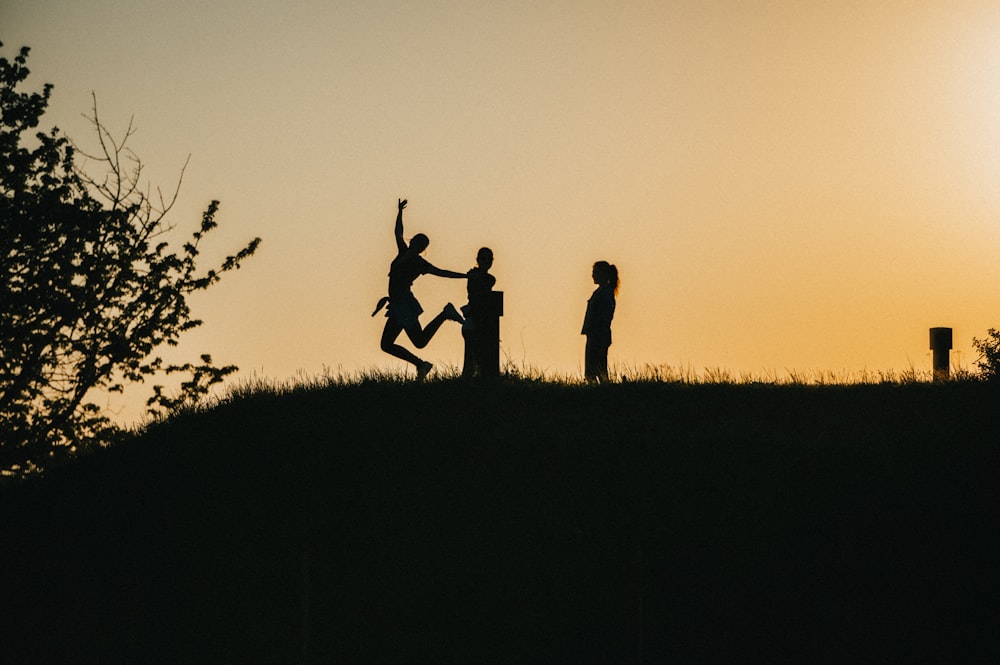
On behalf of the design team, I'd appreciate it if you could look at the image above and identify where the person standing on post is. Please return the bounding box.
[581,261,619,383]
[461,247,497,378]
[372,198,466,380]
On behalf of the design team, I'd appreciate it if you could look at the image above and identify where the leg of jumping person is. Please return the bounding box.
[381,319,434,380]
[381,319,425,366]
[405,303,463,349]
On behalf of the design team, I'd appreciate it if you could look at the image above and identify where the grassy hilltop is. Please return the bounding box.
[3,375,1000,664]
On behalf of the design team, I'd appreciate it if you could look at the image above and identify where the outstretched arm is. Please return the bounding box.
[425,263,467,279]
[394,198,407,254]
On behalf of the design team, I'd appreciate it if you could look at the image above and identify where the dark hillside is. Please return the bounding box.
[3,380,1000,663]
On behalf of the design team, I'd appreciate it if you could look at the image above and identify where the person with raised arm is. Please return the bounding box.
[372,198,465,380]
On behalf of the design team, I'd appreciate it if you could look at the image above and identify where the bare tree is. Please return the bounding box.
[0,43,261,474]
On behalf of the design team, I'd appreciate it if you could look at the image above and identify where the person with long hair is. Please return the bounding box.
[372,198,465,380]
[581,260,619,382]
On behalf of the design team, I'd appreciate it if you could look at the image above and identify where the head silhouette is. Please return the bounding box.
[592,260,620,295]
[477,247,494,270]
[409,233,429,253]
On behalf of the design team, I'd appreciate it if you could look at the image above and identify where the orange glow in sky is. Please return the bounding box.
[5,1,1000,421]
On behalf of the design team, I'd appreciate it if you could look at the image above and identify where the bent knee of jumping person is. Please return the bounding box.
[405,327,431,349]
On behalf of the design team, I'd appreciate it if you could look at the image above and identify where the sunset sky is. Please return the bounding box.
[6,1,1000,420]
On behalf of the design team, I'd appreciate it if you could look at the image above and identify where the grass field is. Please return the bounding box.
[3,373,999,663]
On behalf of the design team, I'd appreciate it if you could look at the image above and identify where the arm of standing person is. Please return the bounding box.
[595,288,616,329]
[394,198,408,254]
[582,288,613,335]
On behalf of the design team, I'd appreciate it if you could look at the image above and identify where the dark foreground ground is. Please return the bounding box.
[2,379,999,664]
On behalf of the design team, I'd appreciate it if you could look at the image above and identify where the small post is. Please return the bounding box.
[484,291,503,377]
[462,290,503,378]
[929,327,952,382]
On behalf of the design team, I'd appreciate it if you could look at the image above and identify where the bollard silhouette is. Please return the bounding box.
[463,291,503,378]
[485,290,503,376]
[929,327,952,381]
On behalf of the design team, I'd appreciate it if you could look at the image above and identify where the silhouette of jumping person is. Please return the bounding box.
[461,247,497,378]
[581,261,619,383]
[372,199,465,380]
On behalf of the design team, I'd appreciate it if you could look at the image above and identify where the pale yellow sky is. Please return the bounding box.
[5,1,1000,417]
